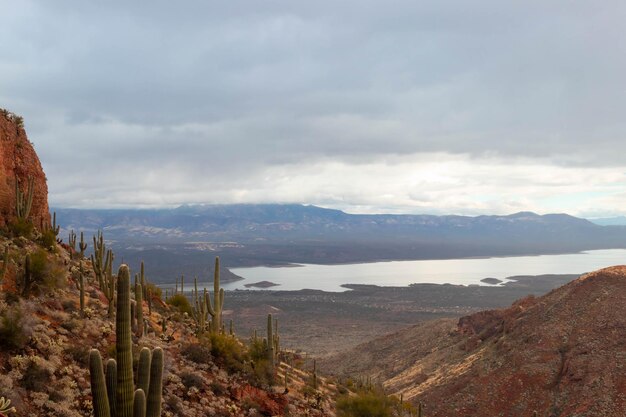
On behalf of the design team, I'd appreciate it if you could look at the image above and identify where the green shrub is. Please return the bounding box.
[22,361,52,392]
[336,390,398,417]
[0,306,28,350]
[244,339,274,387]
[9,218,33,238]
[66,344,89,366]
[181,372,205,390]
[209,381,226,396]
[210,333,247,374]
[181,343,212,365]
[28,249,66,292]
[39,229,57,249]
[145,282,162,299]
[166,293,193,315]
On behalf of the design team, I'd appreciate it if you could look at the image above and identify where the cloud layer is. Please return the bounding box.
[2,1,626,215]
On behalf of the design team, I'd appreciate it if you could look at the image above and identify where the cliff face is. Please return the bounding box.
[0,110,50,228]
[325,266,626,416]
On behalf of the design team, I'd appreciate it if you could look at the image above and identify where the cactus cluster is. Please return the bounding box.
[69,230,77,252]
[91,231,115,317]
[0,396,16,415]
[41,211,60,238]
[89,265,164,417]
[15,175,34,221]
[190,257,224,334]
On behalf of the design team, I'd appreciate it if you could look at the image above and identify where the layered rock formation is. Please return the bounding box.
[0,110,50,228]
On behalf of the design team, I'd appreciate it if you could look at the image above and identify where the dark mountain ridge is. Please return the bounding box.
[52,205,626,280]
[54,204,612,243]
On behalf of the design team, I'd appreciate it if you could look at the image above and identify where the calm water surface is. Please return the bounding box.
[220,249,626,292]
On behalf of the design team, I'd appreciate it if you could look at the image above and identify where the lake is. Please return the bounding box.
[219,249,626,292]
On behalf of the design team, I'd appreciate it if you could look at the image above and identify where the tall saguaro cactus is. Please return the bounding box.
[79,261,85,316]
[15,175,34,220]
[135,283,144,338]
[116,265,134,417]
[79,232,88,259]
[207,257,224,333]
[267,314,275,371]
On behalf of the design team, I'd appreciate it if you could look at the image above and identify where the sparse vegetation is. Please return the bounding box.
[166,293,193,315]
[0,305,29,350]
[336,389,398,417]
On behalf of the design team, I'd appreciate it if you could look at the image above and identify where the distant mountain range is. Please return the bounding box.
[52,204,626,281]
[588,216,626,226]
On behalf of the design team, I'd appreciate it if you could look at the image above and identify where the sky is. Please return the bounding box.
[2,1,626,217]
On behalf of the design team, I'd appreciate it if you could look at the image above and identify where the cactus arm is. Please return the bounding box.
[146,347,164,417]
[105,359,117,417]
[89,350,111,417]
[133,389,145,417]
[137,348,151,399]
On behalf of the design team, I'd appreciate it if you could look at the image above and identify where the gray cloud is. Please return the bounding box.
[2,1,626,214]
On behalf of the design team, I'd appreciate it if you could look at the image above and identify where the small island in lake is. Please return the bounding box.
[244,280,280,288]
[481,277,503,285]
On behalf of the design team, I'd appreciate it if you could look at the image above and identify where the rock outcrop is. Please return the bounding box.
[0,110,50,228]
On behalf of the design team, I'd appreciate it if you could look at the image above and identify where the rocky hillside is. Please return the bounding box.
[0,236,338,417]
[324,266,626,416]
[0,110,50,229]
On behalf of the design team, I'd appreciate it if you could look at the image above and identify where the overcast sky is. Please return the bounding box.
[2,1,626,217]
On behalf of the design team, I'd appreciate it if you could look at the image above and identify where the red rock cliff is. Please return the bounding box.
[0,110,50,228]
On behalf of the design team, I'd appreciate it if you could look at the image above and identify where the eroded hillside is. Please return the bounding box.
[325,266,626,416]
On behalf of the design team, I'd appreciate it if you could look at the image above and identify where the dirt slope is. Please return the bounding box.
[324,266,626,417]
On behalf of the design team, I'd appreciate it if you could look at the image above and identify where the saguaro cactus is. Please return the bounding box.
[207,257,224,333]
[15,175,34,220]
[22,254,33,297]
[116,265,134,417]
[135,283,144,338]
[267,314,275,371]
[79,261,85,316]
[69,230,77,252]
[79,231,88,259]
